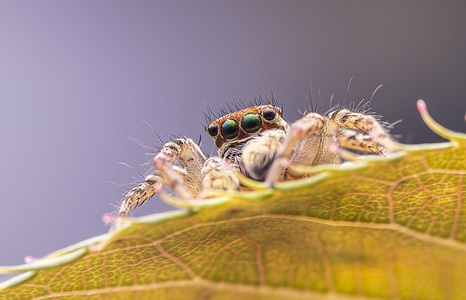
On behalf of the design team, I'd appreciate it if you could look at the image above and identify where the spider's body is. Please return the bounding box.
[117,101,396,217]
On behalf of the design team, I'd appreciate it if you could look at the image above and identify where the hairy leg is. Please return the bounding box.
[118,174,163,217]
[118,137,206,217]
[327,109,396,152]
[336,129,388,155]
[153,137,206,200]
[265,112,325,185]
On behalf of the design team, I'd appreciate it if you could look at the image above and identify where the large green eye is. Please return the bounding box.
[207,123,218,137]
[221,119,239,139]
[262,108,276,121]
[241,113,261,133]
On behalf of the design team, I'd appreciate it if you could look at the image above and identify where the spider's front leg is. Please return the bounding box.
[201,157,240,194]
[118,137,206,217]
[153,137,207,200]
[118,173,163,217]
[155,139,240,199]
[265,112,326,184]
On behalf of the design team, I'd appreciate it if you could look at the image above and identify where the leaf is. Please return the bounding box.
[1,101,465,299]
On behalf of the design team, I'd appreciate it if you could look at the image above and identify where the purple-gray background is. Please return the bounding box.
[0,1,465,273]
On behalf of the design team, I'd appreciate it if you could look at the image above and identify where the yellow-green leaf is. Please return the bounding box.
[1,101,465,299]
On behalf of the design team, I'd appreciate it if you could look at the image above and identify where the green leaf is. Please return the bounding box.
[1,101,465,299]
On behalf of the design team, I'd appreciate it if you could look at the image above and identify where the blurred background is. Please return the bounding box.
[0,1,465,274]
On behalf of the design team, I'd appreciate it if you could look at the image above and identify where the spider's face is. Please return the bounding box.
[205,105,288,157]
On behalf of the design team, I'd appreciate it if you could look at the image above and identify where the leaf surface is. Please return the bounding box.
[1,102,465,299]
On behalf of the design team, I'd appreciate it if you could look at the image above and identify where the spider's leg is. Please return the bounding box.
[154,137,207,200]
[118,136,205,216]
[265,112,325,185]
[201,157,239,194]
[118,173,163,217]
[327,109,398,152]
[336,129,388,155]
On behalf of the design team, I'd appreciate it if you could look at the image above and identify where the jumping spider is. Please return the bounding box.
[117,101,397,217]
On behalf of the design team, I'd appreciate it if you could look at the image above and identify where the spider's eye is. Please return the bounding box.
[207,123,218,137]
[221,119,239,139]
[241,113,261,133]
[262,108,277,121]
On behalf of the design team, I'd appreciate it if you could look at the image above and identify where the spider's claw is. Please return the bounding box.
[279,157,291,168]
[24,256,37,264]
[104,213,132,231]
[102,213,117,224]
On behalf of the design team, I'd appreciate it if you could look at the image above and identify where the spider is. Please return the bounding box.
[117,101,397,217]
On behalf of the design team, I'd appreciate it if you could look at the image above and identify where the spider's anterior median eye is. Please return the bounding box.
[207,123,218,137]
[241,113,261,133]
[221,119,239,139]
[262,108,277,121]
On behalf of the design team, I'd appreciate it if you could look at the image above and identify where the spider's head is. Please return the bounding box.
[205,105,288,157]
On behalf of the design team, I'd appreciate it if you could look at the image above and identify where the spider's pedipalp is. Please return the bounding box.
[242,129,286,181]
[201,157,239,192]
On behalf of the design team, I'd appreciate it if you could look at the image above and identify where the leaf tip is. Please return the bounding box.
[417,99,427,114]
[417,99,465,142]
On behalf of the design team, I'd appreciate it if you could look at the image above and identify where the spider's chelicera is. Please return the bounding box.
[117,101,397,217]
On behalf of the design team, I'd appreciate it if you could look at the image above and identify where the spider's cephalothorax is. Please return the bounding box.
[205,105,289,180]
[117,101,397,217]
